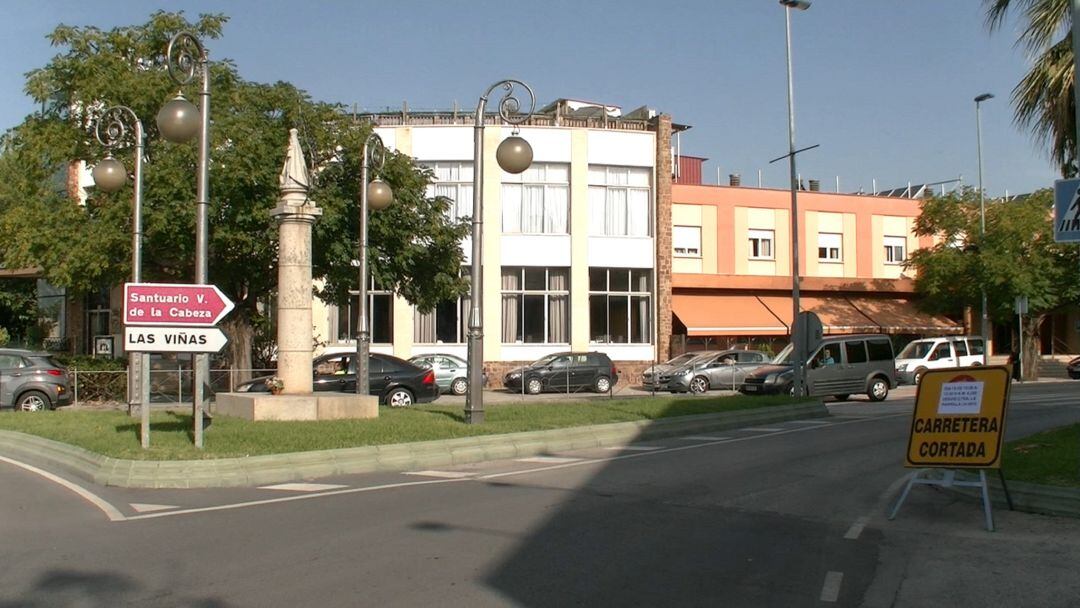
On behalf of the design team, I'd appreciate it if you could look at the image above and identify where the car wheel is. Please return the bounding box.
[593,375,611,393]
[526,377,543,395]
[385,388,414,407]
[868,377,889,402]
[689,376,709,394]
[450,377,468,396]
[15,391,50,412]
[833,394,850,402]
[912,367,927,385]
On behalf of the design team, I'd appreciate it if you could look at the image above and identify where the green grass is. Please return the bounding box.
[0,394,802,461]
[1004,423,1080,488]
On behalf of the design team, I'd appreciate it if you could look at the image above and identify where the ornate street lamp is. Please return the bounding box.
[466,80,536,424]
[93,105,151,448]
[355,132,393,397]
[157,31,211,448]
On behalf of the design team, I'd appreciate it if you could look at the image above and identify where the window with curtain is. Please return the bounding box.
[338,279,393,343]
[501,163,569,234]
[588,268,651,344]
[414,268,470,344]
[748,228,774,260]
[500,267,570,343]
[422,161,474,222]
[883,235,906,264]
[588,165,651,237]
[818,232,843,262]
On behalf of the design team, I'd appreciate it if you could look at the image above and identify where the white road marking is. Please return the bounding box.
[787,420,832,426]
[820,571,844,602]
[844,517,868,540]
[0,455,125,522]
[129,503,178,513]
[516,456,584,464]
[603,446,662,451]
[403,470,473,479]
[678,436,733,441]
[259,483,348,492]
[744,427,784,432]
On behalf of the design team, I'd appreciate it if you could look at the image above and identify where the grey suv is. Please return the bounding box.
[504,352,619,394]
[0,348,72,411]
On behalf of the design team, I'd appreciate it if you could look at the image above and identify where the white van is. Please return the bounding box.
[895,336,986,385]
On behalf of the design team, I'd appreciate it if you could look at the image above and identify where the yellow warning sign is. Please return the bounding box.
[905,366,1011,468]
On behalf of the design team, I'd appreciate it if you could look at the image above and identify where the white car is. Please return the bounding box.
[896,336,986,385]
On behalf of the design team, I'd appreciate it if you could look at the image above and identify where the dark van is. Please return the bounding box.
[739,334,896,401]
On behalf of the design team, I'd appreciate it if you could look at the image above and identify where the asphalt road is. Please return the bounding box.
[1,381,1078,607]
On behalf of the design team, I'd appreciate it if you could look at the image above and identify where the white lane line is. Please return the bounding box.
[844,517,868,540]
[820,571,843,602]
[259,483,348,492]
[743,427,784,432]
[677,436,732,441]
[130,503,178,513]
[0,455,125,522]
[516,456,584,464]
[787,420,832,426]
[403,470,472,479]
[603,446,662,451]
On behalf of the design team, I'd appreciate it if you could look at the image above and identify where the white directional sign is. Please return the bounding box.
[124,326,228,353]
[1053,178,1080,243]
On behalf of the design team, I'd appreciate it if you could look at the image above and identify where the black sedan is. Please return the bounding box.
[236,352,439,406]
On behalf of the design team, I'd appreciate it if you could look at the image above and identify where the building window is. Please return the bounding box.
[588,165,651,236]
[85,288,111,354]
[502,163,569,234]
[748,229,774,260]
[414,268,470,344]
[589,268,651,344]
[423,161,474,222]
[339,279,393,343]
[673,226,701,257]
[884,235,906,264]
[818,232,842,262]
[501,267,569,343]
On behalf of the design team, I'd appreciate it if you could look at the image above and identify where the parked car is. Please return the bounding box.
[0,348,71,411]
[504,352,618,394]
[895,336,986,385]
[236,352,438,406]
[1068,356,1080,380]
[740,334,896,402]
[641,351,708,390]
[666,349,771,394]
[408,353,486,396]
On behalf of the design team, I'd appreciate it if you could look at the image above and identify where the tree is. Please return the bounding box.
[984,0,1077,175]
[0,12,470,376]
[907,188,1080,378]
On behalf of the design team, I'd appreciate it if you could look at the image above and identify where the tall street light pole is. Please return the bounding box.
[466,80,535,424]
[157,31,211,448]
[975,92,993,347]
[355,132,393,397]
[781,0,810,396]
[92,106,151,448]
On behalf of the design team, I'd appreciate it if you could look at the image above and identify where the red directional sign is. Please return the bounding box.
[124,283,235,327]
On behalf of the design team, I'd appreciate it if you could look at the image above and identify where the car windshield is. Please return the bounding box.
[772,344,794,365]
[534,354,562,367]
[899,341,934,360]
[664,353,700,366]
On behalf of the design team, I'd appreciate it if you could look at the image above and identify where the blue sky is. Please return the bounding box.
[0,0,1060,196]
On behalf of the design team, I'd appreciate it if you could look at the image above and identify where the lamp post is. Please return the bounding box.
[156,31,211,448]
[781,0,810,396]
[974,93,993,348]
[355,132,393,396]
[466,80,536,424]
[92,105,151,448]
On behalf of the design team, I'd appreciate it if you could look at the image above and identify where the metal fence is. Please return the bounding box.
[68,368,275,405]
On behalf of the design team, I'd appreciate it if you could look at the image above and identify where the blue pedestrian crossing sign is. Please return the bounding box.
[1055,178,1080,243]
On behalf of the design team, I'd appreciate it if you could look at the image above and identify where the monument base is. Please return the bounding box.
[214,392,379,421]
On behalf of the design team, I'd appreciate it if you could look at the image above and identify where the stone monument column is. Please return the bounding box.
[272,129,322,394]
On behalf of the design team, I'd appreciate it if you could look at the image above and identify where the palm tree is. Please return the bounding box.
[985,0,1076,176]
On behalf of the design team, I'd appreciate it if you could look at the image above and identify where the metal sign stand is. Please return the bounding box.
[889,468,995,531]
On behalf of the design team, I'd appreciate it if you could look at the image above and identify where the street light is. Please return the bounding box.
[157,31,211,448]
[782,0,810,396]
[92,105,151,448]
[355,132,393,397]
[975,92,993,347]
[466,80,536,424]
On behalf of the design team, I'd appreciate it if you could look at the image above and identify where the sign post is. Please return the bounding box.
[888,366,1012,531]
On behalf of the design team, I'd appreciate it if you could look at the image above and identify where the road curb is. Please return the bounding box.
[0,401,827,489]
[947,476,1080,519]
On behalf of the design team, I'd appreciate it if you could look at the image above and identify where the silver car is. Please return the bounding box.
[408,353,484,396]
[641,351,708,390]
[0,348,72,411]
[666,349,771,394]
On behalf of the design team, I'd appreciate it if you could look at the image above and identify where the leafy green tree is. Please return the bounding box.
[984,0,1076,175]
[0,279,39,346]
[908,188,1080,378]
[0,12,470,376]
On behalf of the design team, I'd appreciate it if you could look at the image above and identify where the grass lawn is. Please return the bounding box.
[1004,423,1080,488]
[0,394,801,461]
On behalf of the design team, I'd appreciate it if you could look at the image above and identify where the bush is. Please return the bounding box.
[60,355,128,402]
